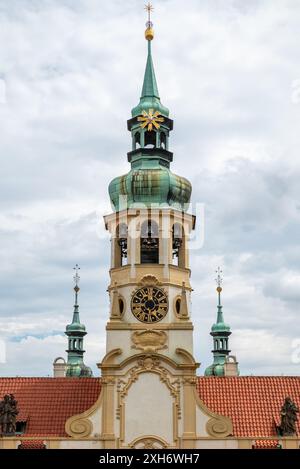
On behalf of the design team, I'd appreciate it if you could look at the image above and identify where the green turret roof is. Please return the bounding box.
[131,41,169,118]
[142,41,159,98]
[211,300,231,333]
[204,269,238,377]
[109,21,191,213]
[65,266,92,378]
[65,286,86,333]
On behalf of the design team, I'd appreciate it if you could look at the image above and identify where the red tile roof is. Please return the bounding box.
[253,439,281,449]
[197,376,300,437]
[18,440,46,449]
[1,376,299,439]
[0,377,101,437]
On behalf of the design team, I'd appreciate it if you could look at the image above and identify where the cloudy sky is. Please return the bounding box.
[0,0,299,377]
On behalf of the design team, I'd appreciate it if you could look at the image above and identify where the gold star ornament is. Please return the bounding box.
[137,109,164,131]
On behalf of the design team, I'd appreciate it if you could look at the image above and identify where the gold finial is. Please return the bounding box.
[144,2,154,41]
[215,267,223,293]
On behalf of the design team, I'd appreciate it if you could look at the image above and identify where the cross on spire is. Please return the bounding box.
[215,267,223,306]
[215,266,223,287]
[65,264,92,377]
[145,2,154,25]
[73,264,80,288]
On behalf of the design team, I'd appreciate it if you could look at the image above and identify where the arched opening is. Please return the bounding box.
[54,357,66,364]
[172,223,183,267]
[116,223,128,267]
[144,130,156,148]
[134,131,141,150]
[175,298,181,316]
[141,220,159,264]
[119,298,125,316]
[160,132,166,149]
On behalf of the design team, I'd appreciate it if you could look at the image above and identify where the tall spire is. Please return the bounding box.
[204,268,239,377]
[141,41,159,99]
[71,264,81,326]
[108,3,191,212]
[214,267,228,330]
[131,3,169,117]
[65,265,92,378]
[142,4,159,98]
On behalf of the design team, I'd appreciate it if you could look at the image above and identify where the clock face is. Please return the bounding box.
[131,286,168,323]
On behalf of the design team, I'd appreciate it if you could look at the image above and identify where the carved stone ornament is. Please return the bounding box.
[65,392,102,438]
[117,355,181,444]
[66,417,92,438]
[206,415,233,438]
[131,330,168,352]
[193,387,233,438]
[140,275,160,286]
[129,436,168,449]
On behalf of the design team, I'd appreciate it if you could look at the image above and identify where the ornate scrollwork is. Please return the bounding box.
[65,386,103,438]
[206,415,233,438]
[129,435,168,449]
[66,417,93,438]
[132,330,167,352]
[182,377,197,385]
[101,377,116,385]
[117,355,181,442]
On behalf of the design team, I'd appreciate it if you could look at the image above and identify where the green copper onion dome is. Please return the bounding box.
[205,363,226,377]
[109,166,191,212]
[108,20,191,212]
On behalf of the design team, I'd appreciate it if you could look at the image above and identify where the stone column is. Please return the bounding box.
[101,377,116,449]
[181,377,197,448]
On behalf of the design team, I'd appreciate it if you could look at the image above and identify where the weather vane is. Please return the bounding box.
[73,264,80,289]
[215,267,223,292]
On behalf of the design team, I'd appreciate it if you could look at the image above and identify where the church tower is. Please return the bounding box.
[104,6,194,366]
[66,6,233,448]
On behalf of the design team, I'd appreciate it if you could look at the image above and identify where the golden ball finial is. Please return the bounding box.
[144,3,154,41]
[216,286,222,293]
[145,27,154,41]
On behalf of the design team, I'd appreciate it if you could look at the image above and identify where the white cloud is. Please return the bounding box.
[0,0,299,376]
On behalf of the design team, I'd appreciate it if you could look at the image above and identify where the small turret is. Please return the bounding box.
[65,265,93,378]
[205,268,239,377]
